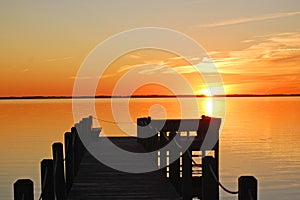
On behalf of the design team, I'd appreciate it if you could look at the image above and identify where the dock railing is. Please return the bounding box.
[13,116,100,200]
[137,116,258,200]
[13,115,257,200]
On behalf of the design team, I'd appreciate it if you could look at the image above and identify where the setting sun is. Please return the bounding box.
[200,89,212,97]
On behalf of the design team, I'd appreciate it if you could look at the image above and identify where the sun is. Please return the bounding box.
[200,88,212,97]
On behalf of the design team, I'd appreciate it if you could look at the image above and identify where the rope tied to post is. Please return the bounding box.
[149,125,184,150]
[187,150,202,167]
[208,163,239,195]
[92,116,132,124]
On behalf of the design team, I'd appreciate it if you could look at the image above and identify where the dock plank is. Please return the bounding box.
[67,137,180,199]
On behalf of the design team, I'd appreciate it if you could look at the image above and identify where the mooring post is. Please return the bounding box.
[88,115,93,136]
[64,131,74,194]
[137,117,151,147]
[82,117,89,142]
[14,179,34,200]
[75,122,84,163]
[52,142,66,200]
[182,149,193,200]
[71,126,79,175]
[202,156,219,200]
[41,159,54,200]
[238,176,257,200]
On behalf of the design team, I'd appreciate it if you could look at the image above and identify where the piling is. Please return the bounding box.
[64,132,74,193]
[14,179,33,200]
[52,142,66,200]
[202,156,219,200]
[182,149,193,200]
[238,176,257,200]
[40,159,54,200]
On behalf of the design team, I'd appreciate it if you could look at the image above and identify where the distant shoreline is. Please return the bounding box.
[0,94,300,100]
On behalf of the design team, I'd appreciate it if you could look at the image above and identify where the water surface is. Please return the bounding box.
[0,97,299,199]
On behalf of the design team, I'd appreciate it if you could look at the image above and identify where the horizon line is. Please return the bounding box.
[0,94,300,100]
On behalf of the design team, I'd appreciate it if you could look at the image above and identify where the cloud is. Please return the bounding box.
[210,32,300,90]
[46,57,73,62]
[199,12,300,28]
[69,76,94,80]
[138,64,166,75]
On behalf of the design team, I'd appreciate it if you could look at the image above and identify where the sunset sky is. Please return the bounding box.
[0,0,299,96]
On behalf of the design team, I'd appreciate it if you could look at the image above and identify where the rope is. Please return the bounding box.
[92,116,132,124]
[208,164,239,194]
[187,150,202,167]
[38,166,49,200]
[149,126,183,150]
[173,137,182,149]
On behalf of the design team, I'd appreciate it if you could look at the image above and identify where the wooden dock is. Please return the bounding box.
[13,116,258,200]
[67,137,180,199]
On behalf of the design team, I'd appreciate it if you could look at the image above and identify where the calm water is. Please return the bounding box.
[0,97,299,199]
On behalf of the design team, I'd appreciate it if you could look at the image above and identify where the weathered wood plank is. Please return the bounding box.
[67,137,180,200]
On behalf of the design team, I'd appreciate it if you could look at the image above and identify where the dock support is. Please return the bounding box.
[159,131,167,175]
[65,132,74,193]
[40,159,54,200]
[52,142,66,200]
[169,131,181,193]
[182,149,193,200]
[14,179,33,200]
[75,123,85,162]
[238,176,257,200]
[71,127,79,175]
[202,156,219,200]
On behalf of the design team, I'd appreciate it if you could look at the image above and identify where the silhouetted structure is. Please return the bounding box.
[14,116,257,200]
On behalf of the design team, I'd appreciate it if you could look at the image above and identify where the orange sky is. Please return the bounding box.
[0,1,299,96]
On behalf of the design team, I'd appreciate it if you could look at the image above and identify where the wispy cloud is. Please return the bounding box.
[69,76,94,80]
[46,56,73,62]
[209,32,300,93]
[200,12,300,28]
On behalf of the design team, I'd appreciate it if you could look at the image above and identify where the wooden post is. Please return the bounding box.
[169,131,181,193]
[202,156,219,200]
[238,176,257,200]
[77,122,85,161]
[160,131,167,175]
[52,142,66,200]
[137,117,151,146]
[88,115,93,135]
[64,131,74,194]
[214,141,219,179]
[41,159,54,200]
[14,179,33,200]
[182,149,193,200]
[71,126,79,175]
[82,117,89,142]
